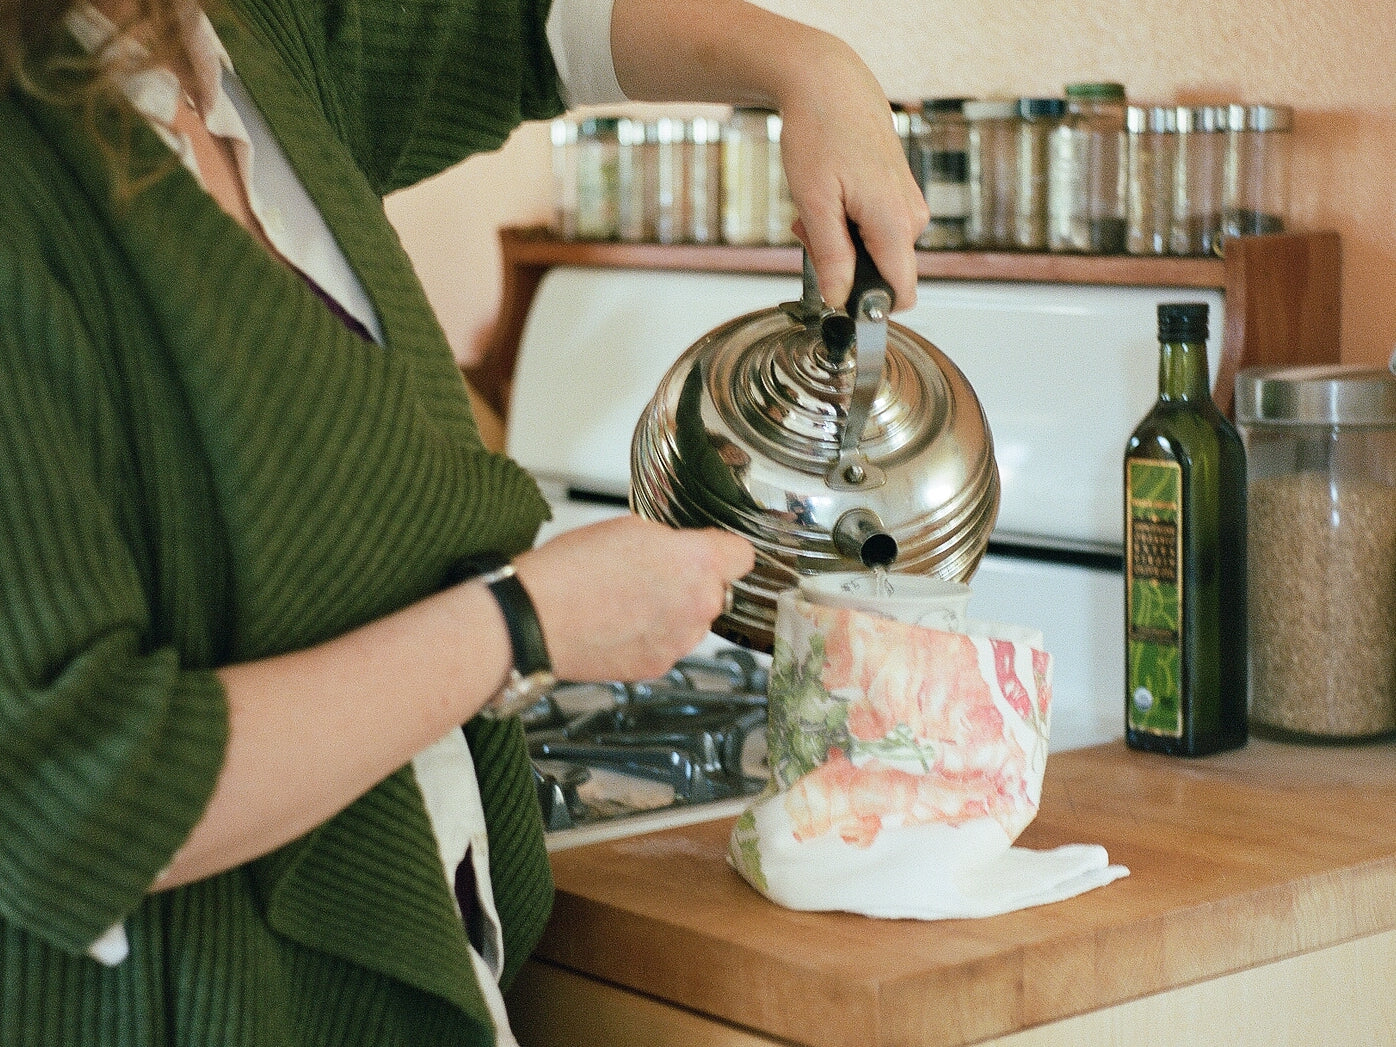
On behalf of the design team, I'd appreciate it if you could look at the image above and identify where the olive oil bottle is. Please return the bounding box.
[1124,302,1247,755]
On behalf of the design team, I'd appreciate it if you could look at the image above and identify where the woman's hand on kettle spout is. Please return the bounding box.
[513,516,755,684]
[609,0,926,312]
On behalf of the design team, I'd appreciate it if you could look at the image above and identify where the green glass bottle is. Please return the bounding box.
[1124,302,1247,755]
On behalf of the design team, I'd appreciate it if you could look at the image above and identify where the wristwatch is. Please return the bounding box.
[446,553,556,718]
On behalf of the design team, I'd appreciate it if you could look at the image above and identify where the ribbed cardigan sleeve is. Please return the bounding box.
[0,235,228,956]
[230,0,567,194]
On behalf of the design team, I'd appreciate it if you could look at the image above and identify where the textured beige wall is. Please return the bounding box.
[386,0,1396,368]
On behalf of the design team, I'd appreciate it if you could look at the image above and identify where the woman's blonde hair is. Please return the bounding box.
[3,0,192,86]
[3,0,191,194]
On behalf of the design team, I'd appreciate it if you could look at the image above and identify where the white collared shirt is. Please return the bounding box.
[65,2,625,1039]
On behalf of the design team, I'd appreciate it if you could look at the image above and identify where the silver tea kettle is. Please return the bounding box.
[630,238,999,652]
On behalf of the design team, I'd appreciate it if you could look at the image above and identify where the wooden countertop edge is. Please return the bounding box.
[990,857,1396,1042]
[536,740,1396,1047]
[539,853,1396,1047]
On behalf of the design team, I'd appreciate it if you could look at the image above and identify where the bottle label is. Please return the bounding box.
[1125,457,1184,738]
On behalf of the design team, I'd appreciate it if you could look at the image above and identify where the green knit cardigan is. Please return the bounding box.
[0,0,565,1041]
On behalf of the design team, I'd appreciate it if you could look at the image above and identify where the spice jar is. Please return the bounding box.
[549,117,579,238]
[615,117,650,242]
[1048,82,1128,254]
[1222,103,1292,242]
[722,107,794,246]
[914,98,970,249]
[1235,365,1396,742]
[688,115,723,244]
[1125,104,1175,256]
[964,99,1018,250]
[721,107,769,245]
[1013,97,1065,251]
[574,116,622,240]
[1170,105,1226,257]
[765,122,798,246]
[647,116,688,244]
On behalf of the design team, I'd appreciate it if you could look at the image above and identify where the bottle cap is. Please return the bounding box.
[550,117,578,146]
[1173,106,1207,134]
[1158,302,1209,342]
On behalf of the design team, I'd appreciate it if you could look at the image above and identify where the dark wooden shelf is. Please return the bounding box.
[468,227,1340,419]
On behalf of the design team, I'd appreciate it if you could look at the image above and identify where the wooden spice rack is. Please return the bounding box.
[468,226,1341,421]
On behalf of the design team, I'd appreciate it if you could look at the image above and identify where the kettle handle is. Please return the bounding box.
[825,226,893,489]
[845,225,896,317]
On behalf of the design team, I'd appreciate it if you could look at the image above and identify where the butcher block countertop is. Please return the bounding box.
[515,737,1396,1047]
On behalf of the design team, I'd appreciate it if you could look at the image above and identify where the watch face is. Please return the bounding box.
[488,671,558,719]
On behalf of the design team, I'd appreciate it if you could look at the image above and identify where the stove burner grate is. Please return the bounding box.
[524,649,770,831]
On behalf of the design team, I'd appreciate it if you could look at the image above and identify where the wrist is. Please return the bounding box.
[447,555,556,718]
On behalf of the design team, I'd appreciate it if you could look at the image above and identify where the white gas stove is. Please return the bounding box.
[506,264,1223,848]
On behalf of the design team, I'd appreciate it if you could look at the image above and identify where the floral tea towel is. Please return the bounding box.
[728,590,1128,919]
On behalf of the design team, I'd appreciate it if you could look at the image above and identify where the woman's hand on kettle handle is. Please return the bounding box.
[779,51,928,315]
[609,0,926,311]
[512,515,755,684]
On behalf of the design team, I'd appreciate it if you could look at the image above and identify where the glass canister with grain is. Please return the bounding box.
[1235,365,1396,742]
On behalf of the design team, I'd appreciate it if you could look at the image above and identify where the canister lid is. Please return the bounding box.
[1235,365,1396,427]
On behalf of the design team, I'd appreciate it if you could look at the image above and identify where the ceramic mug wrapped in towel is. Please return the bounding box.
[729,577,1127,919]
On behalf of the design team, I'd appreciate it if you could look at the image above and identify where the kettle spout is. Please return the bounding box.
[832,508,898,569]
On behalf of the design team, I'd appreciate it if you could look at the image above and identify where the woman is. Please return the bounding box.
[0,0,927,1041]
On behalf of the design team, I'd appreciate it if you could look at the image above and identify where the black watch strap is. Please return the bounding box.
[446,554,552,678]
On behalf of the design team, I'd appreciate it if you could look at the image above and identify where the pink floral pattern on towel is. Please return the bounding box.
[762,597,1051,851]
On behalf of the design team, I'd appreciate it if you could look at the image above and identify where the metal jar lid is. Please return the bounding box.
[1065,81,1126,102]
[963,99,1018,121]
[1017,97,1066,120]
[1225,103,1293,134]
[1126,105,1178,134]
[1235,364,1396,427]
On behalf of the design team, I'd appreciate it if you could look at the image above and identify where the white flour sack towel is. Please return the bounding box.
[728,590,1128,919]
